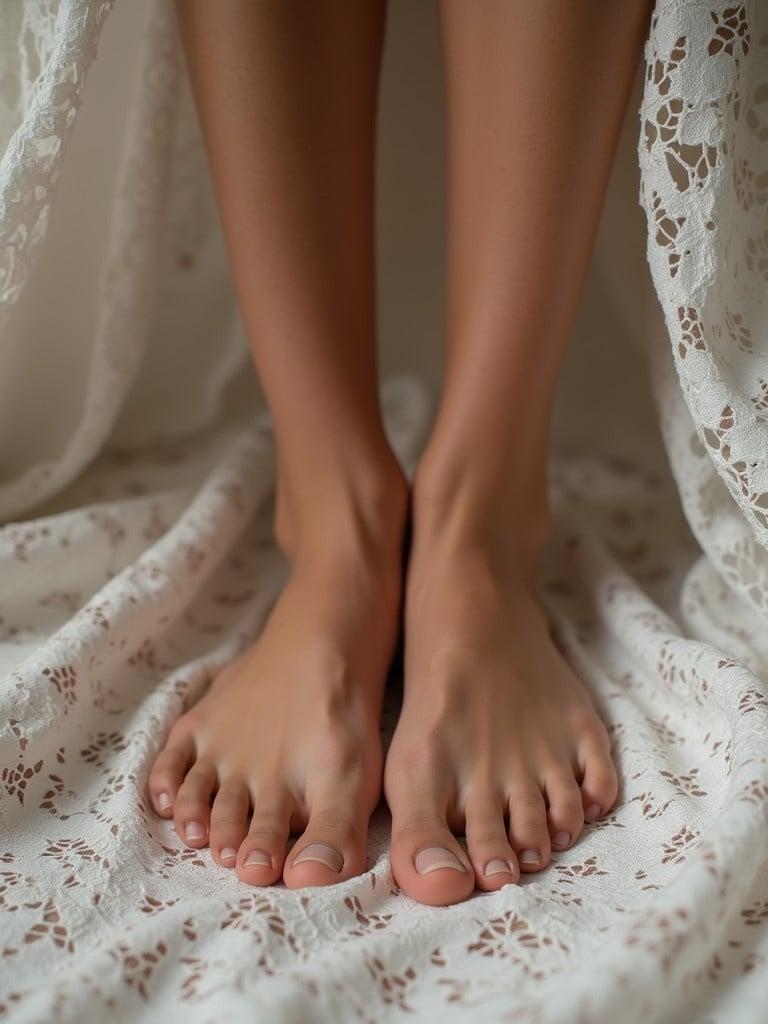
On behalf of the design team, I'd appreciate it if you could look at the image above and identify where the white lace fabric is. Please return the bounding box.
[1,2,767,1021]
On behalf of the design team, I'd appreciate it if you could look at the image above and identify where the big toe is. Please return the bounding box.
[282,804,370,889]
[390,810,474,907]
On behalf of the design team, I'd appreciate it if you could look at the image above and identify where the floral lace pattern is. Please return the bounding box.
[1,2,768,1022]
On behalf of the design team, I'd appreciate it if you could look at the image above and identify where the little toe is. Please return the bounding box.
[465,798,519,891]
[283,801,369,890]
[209,782,250,867]
[508,784,551,872]
[579,738,619,823]
[173,760,217,848]
[236,800,291,886]
[545,770,585,851]
[148,733,194,817]
[390,809,475,906]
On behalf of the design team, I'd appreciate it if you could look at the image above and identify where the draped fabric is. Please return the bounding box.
[1,2,767,1021]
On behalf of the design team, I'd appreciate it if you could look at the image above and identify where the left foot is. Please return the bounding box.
[147,459,408,889]
[385,491,618,906]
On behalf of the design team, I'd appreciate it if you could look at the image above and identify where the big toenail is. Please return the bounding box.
[292,843,343,872]
[520,849,541,865]
[185,821,205,840]
[244,849,272,867]
[157,792,172,811]
[585,804,602,822]
[485,858,515,877]
[220,848,237,863]
[414,847,465,875]
[552,832,570,849]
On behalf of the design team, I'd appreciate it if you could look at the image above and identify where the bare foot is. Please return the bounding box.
[385,511,618,907]
[148,468,407,889]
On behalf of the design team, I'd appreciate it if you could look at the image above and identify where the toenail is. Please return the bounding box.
[485,858,515,877]
[184,821,206,841]
[414,847,465,875]
[552,831,571,849]
[292,843,343,873]
[157,792,172,811]
[220,847,237,863]
[585,804,602,822]
[520,849,541,865]
[244,849,272,868]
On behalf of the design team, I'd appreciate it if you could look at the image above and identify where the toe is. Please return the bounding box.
[464,795,519,891]
[173,760,217,847]
[508,783,551,872]
[545,769,584,851]
[283,746,379,890]
[579,736,619,823]
[148,732,194,817]
[390,808,475,906]
[283,799,370,890]
[209,782,250,867]
[236,796,292,887]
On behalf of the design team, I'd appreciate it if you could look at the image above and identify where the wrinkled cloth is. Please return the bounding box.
[1,2,768,1022]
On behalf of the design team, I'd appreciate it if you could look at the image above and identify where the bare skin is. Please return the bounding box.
[149,0,650,902]
[149,0,406,887]
[150,519,404,886]
[384,0,650,907]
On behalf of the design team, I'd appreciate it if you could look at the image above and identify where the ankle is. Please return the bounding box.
[275,449,410,567]
[410,454,551,583]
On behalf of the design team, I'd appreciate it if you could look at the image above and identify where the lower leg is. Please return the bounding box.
[421,0,651,568]
[386,0,651,905]
[175,0,400,555]
[149,0,406,889]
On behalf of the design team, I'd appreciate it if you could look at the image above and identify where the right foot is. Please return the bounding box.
[148,466,407,888]
[384,466,618,906]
